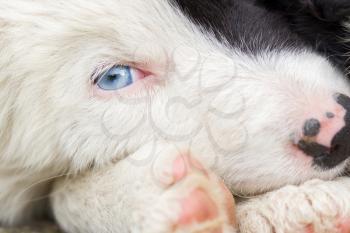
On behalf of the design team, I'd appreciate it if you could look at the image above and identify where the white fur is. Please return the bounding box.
[52,142,237,233]
[0,0,350,232]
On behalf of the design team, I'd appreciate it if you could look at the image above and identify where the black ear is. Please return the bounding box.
[256,0,350,76]
[258,0,350,22]
[301,0,350,22]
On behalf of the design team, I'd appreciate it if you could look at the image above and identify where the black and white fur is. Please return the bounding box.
[256,0,350,74]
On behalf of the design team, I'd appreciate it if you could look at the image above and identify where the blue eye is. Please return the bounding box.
[96,65,133,91]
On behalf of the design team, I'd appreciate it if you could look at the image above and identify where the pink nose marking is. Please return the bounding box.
[314,108,346,148]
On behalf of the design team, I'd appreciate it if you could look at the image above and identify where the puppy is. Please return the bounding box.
[1,0,350,232]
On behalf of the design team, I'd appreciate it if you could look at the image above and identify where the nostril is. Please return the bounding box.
[303,118,321,137]
[326,112,335,119]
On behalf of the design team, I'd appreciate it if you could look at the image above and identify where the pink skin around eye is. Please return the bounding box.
[91,67,160,99]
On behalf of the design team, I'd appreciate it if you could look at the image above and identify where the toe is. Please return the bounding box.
[176,187,224,233]
[178,188,219,225]
[172,154,207,182]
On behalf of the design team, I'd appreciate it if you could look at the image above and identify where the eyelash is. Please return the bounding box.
[92,63,120,85]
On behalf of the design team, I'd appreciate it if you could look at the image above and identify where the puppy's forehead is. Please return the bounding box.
[173,0,306,53]
[0,0,308,70]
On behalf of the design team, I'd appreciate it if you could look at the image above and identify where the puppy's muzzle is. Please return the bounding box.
[297,93,350,169]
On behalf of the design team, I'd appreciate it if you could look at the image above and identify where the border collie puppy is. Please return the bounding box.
[1,1,350,233]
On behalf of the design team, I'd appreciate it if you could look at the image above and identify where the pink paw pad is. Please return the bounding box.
[171,154,236,233]
[179,188,219,225]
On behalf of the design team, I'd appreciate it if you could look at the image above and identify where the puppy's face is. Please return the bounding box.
[1,0,350,194]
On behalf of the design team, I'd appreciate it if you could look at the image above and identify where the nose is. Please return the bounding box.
[297,93,350,169]
[303,119,321,137]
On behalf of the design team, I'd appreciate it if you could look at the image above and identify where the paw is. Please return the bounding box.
[237,178,350,233]
[141,153,236,233]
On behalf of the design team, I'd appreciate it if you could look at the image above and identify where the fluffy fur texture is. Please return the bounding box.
[1,0,350,232]
[237,177,350,233]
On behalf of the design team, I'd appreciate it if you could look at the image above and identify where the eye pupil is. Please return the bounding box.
[107,74,118,81]
[96,66,133,91]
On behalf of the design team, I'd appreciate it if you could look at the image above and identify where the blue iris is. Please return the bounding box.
[97,65,133,91]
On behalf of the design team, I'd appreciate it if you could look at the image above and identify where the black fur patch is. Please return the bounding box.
[174,0,350,76]
[173,0,305,54]
[256,0,350,74]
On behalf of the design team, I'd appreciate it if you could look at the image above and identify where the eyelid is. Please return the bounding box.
[130,67,148,81]
[91,63,116,85]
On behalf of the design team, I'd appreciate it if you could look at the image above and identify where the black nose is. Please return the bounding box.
[297,93,350,169]
[303,119,321,137]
